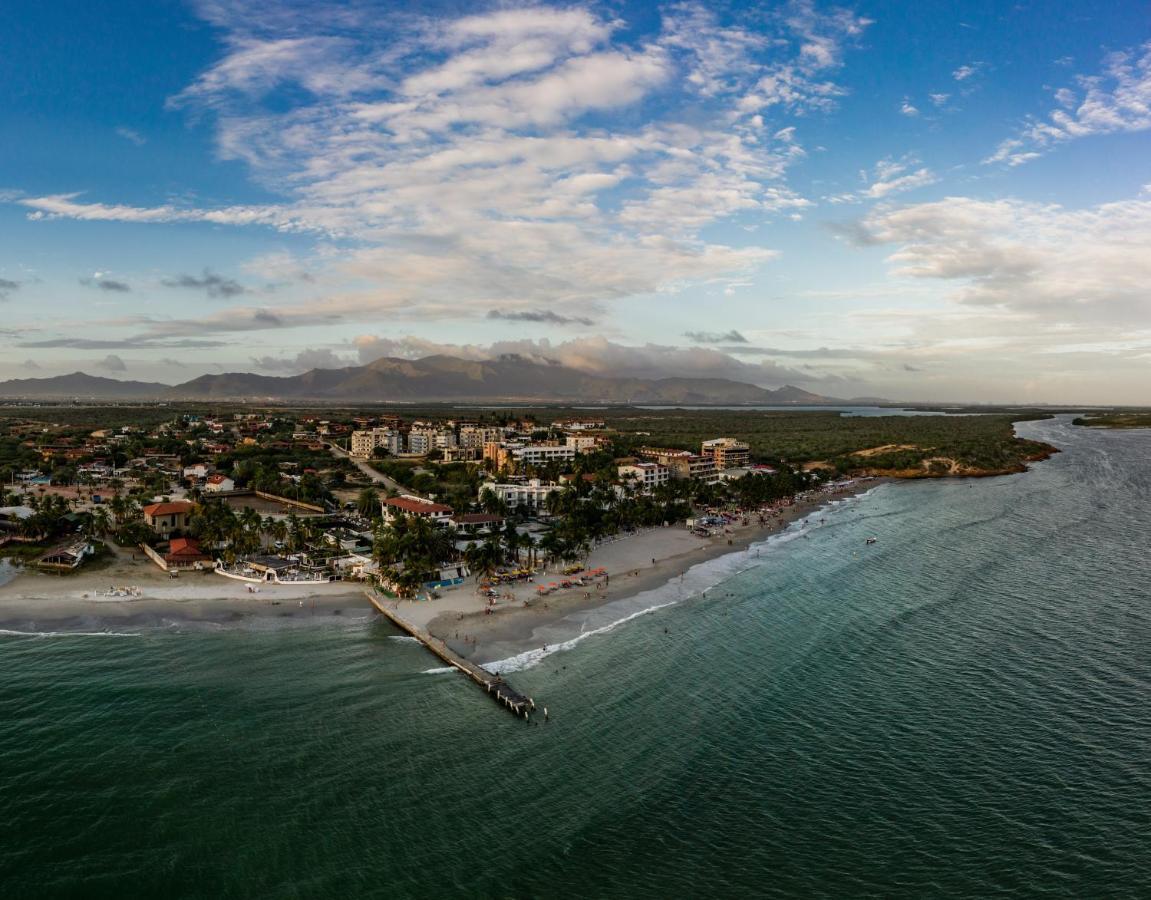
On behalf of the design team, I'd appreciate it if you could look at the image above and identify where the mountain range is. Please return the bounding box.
[0,355,853,405]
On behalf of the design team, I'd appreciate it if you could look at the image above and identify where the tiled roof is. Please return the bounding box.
[385,496,453,515]
[143,501,195,517]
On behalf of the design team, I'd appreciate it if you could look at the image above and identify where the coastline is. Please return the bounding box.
[422,478,890,667]
[0,480,886,650]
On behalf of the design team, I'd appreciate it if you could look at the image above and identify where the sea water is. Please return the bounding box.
[1,415,1149,898]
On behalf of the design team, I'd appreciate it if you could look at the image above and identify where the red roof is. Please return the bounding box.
[206,473,230,483]
[385,497,452,515]
[143,501,195,518]
[166,537,207,559]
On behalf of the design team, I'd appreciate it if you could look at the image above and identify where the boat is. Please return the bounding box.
[866,537,878,545]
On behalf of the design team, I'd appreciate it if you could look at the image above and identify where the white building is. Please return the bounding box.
[480,479,562,511]
[565,435,599,454]
[511,444,577,467]
[382,495,454,524]
[183,462,213,480]
[617,462,669,493]
[459,426,504,449]
[203,473,235,493]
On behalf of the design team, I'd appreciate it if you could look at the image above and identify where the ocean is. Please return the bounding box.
[2,415,1150,898]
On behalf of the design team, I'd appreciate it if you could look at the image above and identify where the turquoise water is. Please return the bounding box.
[2,416,1150,898]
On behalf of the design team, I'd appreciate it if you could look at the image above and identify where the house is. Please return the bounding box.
[203,473,235,493]
[164,537,211,569]
[38,540,93,571]
[183,463,214,480]
[450,512,505,534]
[382,495,454,524]
[142,501,196,538]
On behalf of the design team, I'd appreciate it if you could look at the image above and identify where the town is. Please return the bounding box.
[0,407,835,603]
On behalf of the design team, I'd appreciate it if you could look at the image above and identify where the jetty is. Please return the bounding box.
[365,590,537,720]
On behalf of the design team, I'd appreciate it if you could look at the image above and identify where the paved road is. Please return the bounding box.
[327,442,410,495]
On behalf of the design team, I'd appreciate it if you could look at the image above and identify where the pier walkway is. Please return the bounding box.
[365,590,536,719]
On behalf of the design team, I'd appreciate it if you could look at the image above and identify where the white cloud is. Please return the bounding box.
[899,98,919,117]
[17,1,869,332]
[986,41,1151,166]
[349,333,830,388]
[855,195,1151,327]
[952,63,983,81]
[115,127,147,146]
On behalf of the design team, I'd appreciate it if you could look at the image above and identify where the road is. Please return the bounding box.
[326,442,410,495]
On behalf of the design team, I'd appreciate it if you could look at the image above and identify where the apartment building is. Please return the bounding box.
[617,462,669,493]
[701,438,751,470]
[480,478,562,511]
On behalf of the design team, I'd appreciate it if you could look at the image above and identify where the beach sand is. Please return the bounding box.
[0,479,883,650]
[417,479,886,665]
[0,550,371,628]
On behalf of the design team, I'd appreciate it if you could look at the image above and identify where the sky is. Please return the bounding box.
[1,0,1149,403]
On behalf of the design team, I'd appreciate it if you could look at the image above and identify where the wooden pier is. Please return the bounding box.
[365,591,537,720]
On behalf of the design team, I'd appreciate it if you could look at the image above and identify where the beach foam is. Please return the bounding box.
[484,485,884,674]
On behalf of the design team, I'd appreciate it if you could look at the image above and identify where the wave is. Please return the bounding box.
[0,628,141,638]
[486,485,885,675]
[487,598,681,675]
[388,635,421,643]
[422,666,457,675]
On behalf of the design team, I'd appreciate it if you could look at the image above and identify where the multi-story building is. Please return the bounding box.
[142,501,196,538]
[701,438,751,470]
[636,448,718,483]
[459,426,504,449]
[350,429,402,458]
[565,435,599,454]
[480,479,562,511]
[617,462,669,493]
[511,444,577,467]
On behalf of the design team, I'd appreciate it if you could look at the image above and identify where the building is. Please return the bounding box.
[552,419,605,431]
[183,463,213,480]
[565,435,600,454]
[617,462,669,493]
[382,495,454,524]
[203,473,235,493]
[37,540,93,571]
[450,512,505,534]
[441,446,480,463]
[459,426,504,449]
[480,479,561,511]
[164,537,211,569]
[350,429,403,458]
[701,438,751,470]
[510,444,577,467]
[637,448,718,483]
[142,501,196,538]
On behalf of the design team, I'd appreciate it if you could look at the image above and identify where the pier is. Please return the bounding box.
[365,591,537,719]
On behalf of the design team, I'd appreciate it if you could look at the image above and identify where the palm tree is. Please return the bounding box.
[356,487,380,519]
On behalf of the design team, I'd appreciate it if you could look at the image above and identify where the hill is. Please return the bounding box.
[166,355,846,404]
[0,371,171,399]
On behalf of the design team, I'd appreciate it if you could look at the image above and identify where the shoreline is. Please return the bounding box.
[423,478,890,666]
[0,480,887,650]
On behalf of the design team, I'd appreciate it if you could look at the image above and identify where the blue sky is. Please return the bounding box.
[1,0,1149,402]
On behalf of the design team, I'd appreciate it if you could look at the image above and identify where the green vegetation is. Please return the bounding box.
[1073,413,1151,429]
[606,410,1056,475]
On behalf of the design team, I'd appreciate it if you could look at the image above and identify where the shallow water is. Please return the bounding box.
[2,416,1150,898]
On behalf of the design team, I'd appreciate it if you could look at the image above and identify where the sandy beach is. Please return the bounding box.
[0,479,883,648]
[0,551,371,628]
[411,478,887,664]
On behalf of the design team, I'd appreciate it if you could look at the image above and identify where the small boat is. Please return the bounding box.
[865,537,878,545]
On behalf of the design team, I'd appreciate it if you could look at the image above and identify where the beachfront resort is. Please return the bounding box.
[0,408,857,609]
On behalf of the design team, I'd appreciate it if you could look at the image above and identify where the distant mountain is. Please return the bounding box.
[0,371,171,399]
[167,355,848,405]
[0,357,862,405]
